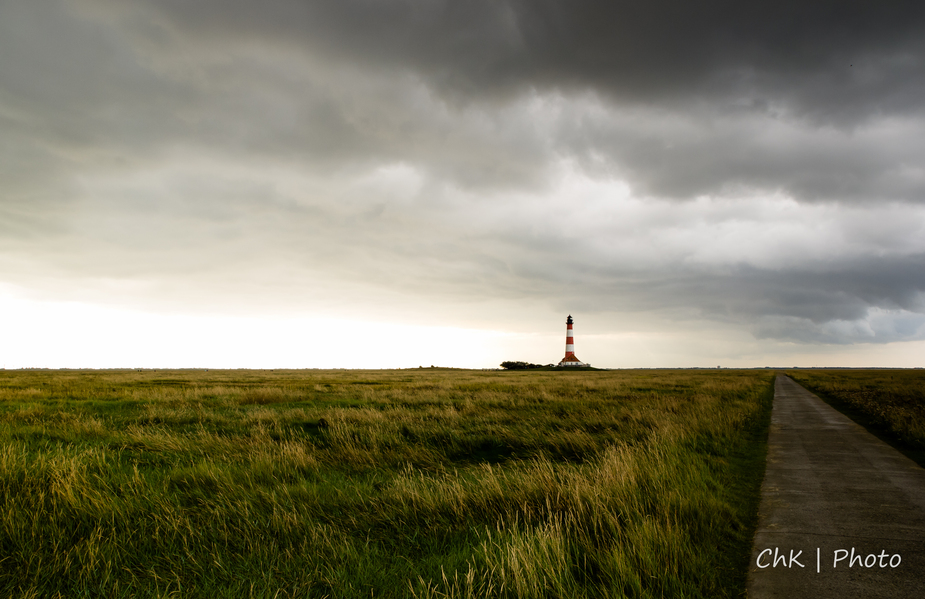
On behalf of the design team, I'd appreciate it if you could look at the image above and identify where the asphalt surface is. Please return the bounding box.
[746,375,925,598]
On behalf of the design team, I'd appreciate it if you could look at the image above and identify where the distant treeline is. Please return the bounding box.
[500,361,550,370]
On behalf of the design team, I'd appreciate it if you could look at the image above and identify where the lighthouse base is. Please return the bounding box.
[557,355,588,368]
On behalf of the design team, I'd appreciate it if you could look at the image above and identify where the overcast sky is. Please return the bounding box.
[2,0,925,368]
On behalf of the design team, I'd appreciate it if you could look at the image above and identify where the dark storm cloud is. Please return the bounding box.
[685,257,925,344]
[57,0,925,202]
[0,0,560,195]
[133,0,925,117]
[3,0,925,351]
[509,1,925,120]
[6,0,925,196]
[36,0,912,122]
[554,103,925,202]
[526,253,925,344]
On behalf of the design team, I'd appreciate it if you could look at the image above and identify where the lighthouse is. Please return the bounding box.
[557,315,589,367]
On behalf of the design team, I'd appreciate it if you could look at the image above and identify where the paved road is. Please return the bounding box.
[747,375,925,598]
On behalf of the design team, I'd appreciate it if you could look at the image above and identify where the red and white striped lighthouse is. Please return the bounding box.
[558,315,588,367]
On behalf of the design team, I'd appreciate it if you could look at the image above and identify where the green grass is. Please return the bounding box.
[0,368,774,598]
[787,369,925,468]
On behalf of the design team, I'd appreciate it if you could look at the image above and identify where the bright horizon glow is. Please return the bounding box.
[3,290,922,370]
[0,290,519,370]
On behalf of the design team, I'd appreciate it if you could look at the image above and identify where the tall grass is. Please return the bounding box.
[0,368,774,598]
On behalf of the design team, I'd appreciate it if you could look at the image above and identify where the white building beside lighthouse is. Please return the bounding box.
[557,315,589,367]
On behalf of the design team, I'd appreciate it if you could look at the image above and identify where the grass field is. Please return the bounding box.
[0,368,775,598]
[787,369,925,467]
